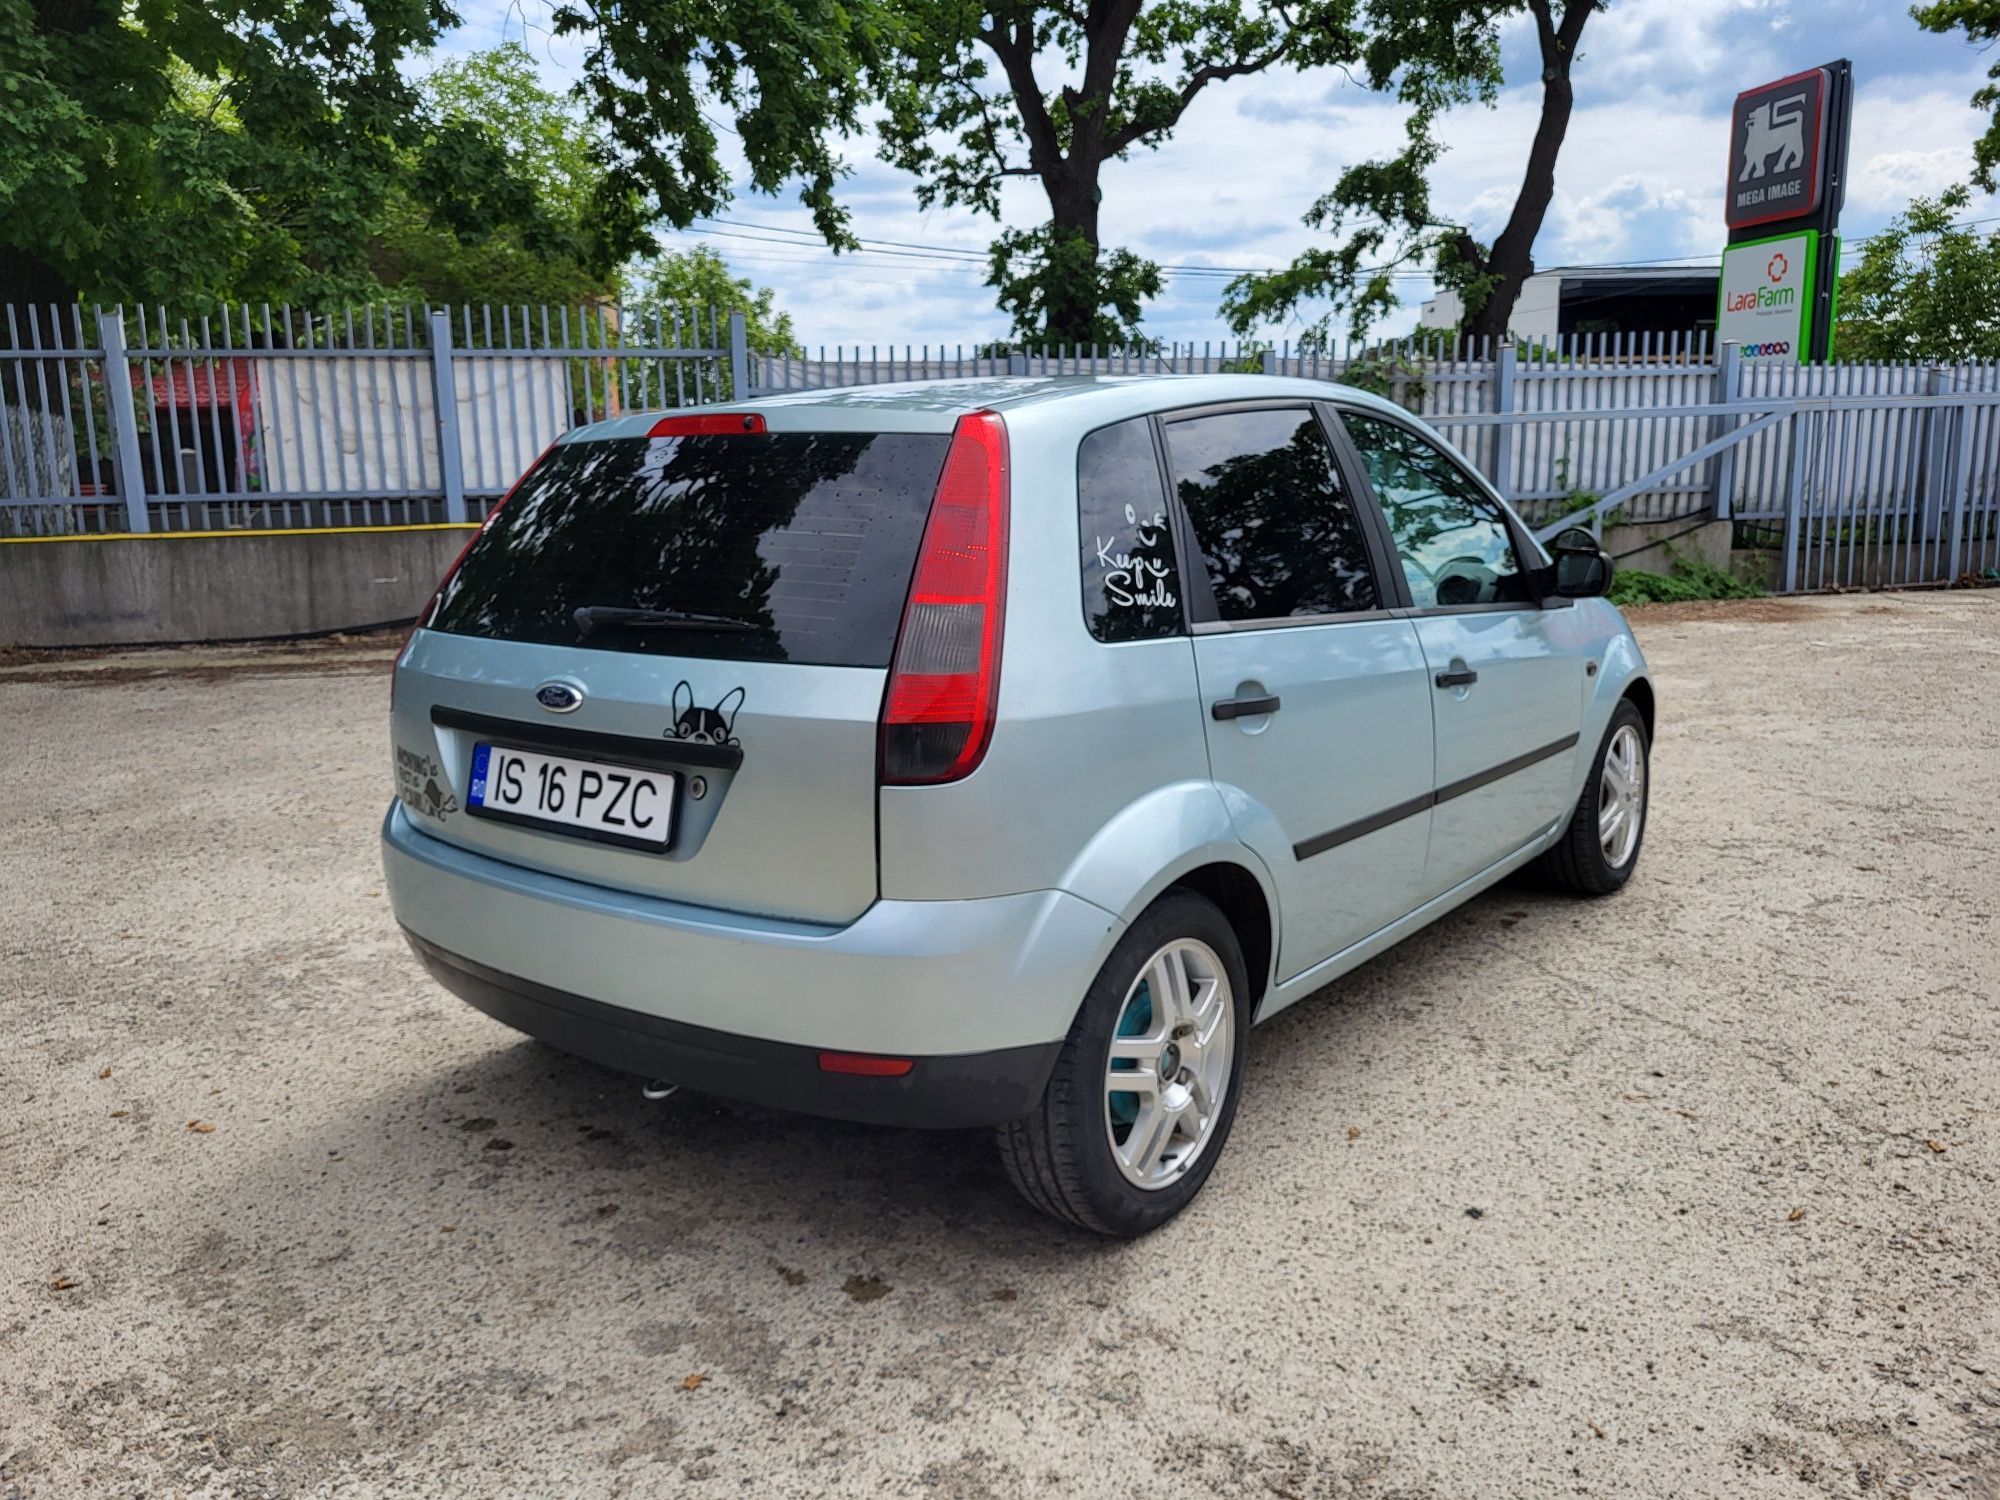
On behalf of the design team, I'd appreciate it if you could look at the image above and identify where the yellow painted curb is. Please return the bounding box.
[0,522,481,545]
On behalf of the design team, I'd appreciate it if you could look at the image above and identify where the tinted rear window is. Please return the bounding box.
[429,432,950,667]
[1165,407,1379,621]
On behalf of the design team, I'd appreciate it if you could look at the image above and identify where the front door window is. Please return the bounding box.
[1340,412,1532,610]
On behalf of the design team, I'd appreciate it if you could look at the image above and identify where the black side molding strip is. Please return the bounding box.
[431,705,745,770]
[1292,791,1435,862]
[1435,732,1579,805]
[1290,733,1581,861]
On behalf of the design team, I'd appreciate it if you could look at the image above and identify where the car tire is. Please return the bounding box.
[996,890,1250,1238]
[1537,699,1650,896]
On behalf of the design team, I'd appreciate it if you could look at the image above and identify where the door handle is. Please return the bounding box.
[1212,694,1281,721]
[1434,668,1478,689]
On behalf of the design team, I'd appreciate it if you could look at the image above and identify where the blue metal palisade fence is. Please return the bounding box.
[755,333,2000,589]
[0,302,746,535]
[3,310,1998,590]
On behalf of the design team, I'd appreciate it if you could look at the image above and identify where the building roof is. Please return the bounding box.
[1538,262,1720,282]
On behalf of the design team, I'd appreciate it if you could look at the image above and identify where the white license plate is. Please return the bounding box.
[467,743,675,849]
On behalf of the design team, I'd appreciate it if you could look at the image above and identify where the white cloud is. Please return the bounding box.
[430,0,2000,346]
[1846,80,1996,212]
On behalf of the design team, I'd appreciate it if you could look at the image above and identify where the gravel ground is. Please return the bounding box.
[3,592,1996,1499]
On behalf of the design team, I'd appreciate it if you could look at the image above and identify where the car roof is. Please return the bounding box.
[564,374,1418,439]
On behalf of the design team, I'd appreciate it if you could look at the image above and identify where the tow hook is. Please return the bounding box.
[640,1079,679,1101]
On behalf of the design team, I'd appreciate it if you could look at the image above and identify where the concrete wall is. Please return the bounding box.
[1599,518,1734,577]
[0,528,472,647]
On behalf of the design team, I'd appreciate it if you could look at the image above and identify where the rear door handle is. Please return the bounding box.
[1212,694,1281,721]
[1434,669,1478,689]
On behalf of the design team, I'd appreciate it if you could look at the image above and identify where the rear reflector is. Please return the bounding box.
[818,1052,915,1078]
[879,411,1009,785]
[648,412,766,437]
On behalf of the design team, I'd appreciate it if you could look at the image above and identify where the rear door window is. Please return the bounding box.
[1340,412,1533,609]
[1163,407,1379,621]
[428,431,950,667]
[1077,418,1183,641]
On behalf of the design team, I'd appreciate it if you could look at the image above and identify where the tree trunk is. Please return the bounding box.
[1462,1,1594,343]
[1043,168,1104,348]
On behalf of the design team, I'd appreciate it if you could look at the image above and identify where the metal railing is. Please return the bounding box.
[6,311,1999,590]
[1443,389,2000,590]
[0,302,748,534]
[756,339,2000,518]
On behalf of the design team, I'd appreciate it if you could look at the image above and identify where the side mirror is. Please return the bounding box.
[1547,526,1613,598]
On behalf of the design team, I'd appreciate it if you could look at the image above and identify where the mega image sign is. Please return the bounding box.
[1717,231,1818,361]
[1726,68,1830,230]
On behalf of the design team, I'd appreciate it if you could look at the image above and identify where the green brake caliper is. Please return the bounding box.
[1107,983,1153,1133]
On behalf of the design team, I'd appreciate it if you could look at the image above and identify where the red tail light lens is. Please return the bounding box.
[880,412,1009,785]
[648,412,766,437]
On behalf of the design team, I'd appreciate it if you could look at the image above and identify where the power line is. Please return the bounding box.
[683,222,1436,284]
[692,209,2000,288]
[694,218,1344,279]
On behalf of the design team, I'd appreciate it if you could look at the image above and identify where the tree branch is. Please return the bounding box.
[979,19,1063,172]
[1103,41,1291,156]
[966,64,1029,183]
[1527,0,1557,61]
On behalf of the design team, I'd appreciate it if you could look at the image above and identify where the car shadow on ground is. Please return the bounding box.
[166,876,1576,1330]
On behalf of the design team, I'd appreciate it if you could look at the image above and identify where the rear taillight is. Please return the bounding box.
[879,411,1009,785]
[392,441,555,708]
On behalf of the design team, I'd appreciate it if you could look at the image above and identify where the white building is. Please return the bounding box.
[1418,263,1720,342]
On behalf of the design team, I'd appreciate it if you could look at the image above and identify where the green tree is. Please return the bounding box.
[1222,0,1602,347]
[2,0,881,337]
[625,247,803,355]
[553,0,889,251]
[375,43,623,308]
[1914,0,2000,192]
[1,0,458,335]
[1836,188,2000,361]
[876,0,1361,347]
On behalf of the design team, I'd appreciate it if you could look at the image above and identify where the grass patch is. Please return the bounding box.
[1609,554,1763,607]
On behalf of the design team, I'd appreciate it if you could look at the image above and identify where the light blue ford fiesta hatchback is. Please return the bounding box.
[383,375,1652,1236]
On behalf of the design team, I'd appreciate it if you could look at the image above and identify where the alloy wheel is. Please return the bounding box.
[1103,939,1235,1191]
[1598,723,1646,868]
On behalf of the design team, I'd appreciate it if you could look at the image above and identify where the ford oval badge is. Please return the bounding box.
[535,681,583,714]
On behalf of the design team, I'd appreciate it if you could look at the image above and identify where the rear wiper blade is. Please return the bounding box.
[572,604,758,638]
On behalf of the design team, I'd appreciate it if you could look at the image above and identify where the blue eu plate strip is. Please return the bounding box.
[468,743,491,807]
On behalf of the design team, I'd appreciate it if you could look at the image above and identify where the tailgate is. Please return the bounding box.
[388,422,951,927]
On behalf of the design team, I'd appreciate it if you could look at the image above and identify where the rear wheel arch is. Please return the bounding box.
[1166,862,1274,1018]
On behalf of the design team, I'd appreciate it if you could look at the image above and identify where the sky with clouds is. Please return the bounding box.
[438,0,2000,349]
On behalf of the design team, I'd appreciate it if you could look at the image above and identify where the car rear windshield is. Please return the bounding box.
[428,431,951,667]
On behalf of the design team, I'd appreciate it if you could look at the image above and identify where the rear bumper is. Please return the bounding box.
[404,932,1061,1128]
[381,803,1115,1123]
